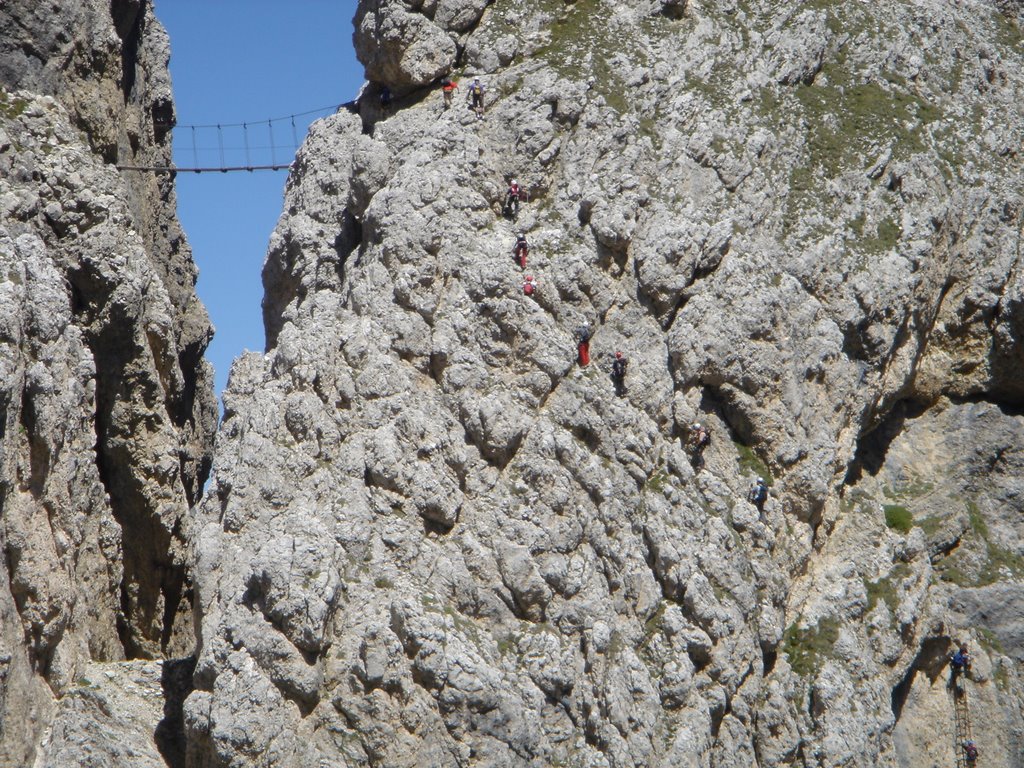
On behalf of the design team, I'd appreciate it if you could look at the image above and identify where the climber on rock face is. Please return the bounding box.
[379,85,392,111]
[441,76,457,109]
[514,233,529,268]
[963,740,978,766]
[523,274,538,296]
[505,179,522,219]
[468,77,485,118]
[575,323,591,366]
[687,422,711,467]
[611,351,627,396]
[747,476,768,513]
[951,645,971,674]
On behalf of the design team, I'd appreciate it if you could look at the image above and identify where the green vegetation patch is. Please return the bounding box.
[782,616,841,677]
[936,500,1024,586]
[645,468,671,494]
[883,504,913,533]
[735,442,773,484]
[865,563,911,619]
[993,9,1024,51]
[859,216,902,253]
[967,500,988,537]
[783,27,943,241]
[993,662,1010,692]
[978,541,1024,584]
[643,601,668,639]
[977,626,1003,655]
[0,87,28,120]
[532,0,648,116]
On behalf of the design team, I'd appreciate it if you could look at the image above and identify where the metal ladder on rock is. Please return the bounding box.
[952,674,975,767]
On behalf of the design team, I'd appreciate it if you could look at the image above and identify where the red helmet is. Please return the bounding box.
[615,351,623,359]
[525,275,534,281]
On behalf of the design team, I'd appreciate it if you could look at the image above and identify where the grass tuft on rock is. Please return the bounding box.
[782,616,840,677]
[883,504,912,533]
[735,442,773,484]
[0,87,28,120]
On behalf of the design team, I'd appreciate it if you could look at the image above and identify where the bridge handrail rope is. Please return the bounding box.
[118,103,345,174]
[173,103,343,131]
[117,164,292,174]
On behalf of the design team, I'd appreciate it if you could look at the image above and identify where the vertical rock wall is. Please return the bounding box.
[187,0,1024,766]
[0,0,216,763]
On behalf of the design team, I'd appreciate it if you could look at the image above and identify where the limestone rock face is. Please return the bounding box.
[188,0,1024,766]
[353,0,491,91]
[0,0,215,764]
[32,659,191,768]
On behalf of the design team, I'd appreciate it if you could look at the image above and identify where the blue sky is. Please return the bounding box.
[155,1,365,399]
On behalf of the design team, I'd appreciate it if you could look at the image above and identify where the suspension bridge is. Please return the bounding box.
[117,103,346,174]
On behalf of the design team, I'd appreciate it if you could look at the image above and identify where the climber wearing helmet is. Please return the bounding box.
[506,179,521,218]
[514,233,529,269]
[468,77,485,118]
[747,476,768,513]
[687,422,711,467]
[963,740,978,766]
[690,423,710,448]
[523,274,538,297]
[611,351,628,396]
[575,323,591,367]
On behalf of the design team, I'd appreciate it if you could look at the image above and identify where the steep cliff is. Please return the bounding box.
[5,0,1024,766]
[184,1,1024,766]
[0,0,216,764]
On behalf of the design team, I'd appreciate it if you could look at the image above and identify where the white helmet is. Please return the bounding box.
[692,422,701,429]
[512,179,518,184]
[757,477,764,484]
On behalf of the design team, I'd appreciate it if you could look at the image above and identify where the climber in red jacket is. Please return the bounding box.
[575,323,591,366]
[441,76,457,109]
[505,180,521,218]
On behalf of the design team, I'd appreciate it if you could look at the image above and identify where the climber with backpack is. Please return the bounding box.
[513,233,529,269]
[611,351,627,396]
[379,85,392,111]
[687,422,711,467]
[441,76,457,109]
[523,274,538,297]
[963,740,978,766]
[951,645,971,674]
[575,323,591,366]
[505,180,521,218]
[689,422,711,450]
[468,77,485,118]
[747,477,768,513]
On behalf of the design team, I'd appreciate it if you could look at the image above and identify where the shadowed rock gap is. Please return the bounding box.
[154,655,195,768]
[843,398,932,485]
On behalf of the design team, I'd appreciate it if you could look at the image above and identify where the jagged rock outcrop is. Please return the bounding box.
[0,0,216,764]
[6,0,1024,765]
[185,1,1024,766]
[354,0,491,91]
